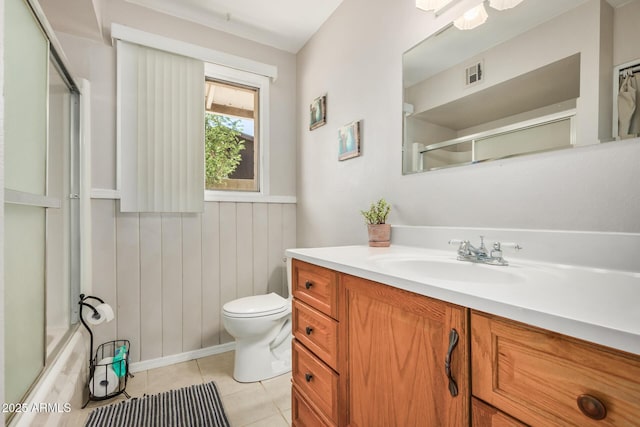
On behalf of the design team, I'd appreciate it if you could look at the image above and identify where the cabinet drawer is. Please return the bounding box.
[292,384,335,427]
[292,339,339,424]
[292,259,338,319]
[472,398,526,427]
[472,311,640,426]
[293,299,338,370]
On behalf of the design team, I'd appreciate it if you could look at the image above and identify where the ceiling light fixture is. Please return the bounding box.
[488,0,525,11]
[415,0,457,14]
[453,3,488,30]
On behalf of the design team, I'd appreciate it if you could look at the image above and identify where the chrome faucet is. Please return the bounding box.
[448,236,521,266]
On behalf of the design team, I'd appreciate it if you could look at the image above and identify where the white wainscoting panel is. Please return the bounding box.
[90,199,118,354]
[182,214,203,352]
[202,202,221,348]
[115,212,141,363]
[90,200,296,363]
[139,214,162,360]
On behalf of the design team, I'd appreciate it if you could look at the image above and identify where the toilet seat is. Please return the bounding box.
[223,293,289,318]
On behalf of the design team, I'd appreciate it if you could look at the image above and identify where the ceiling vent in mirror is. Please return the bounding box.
[465,61,483,86]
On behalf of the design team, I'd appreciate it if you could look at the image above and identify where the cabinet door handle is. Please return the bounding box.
[305,373,313,382]
[577,394,607,420]
[444,328,459,397]
[305,326,313,335]
[305,280,313,290]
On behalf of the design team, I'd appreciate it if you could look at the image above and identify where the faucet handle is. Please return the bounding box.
[491,241,522,259]
[500,242,522,251]
[449,239,470,256]
[449,239,469,251]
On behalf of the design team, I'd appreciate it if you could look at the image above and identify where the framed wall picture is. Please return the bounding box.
[338,120,361,161]
[309,95,327,130]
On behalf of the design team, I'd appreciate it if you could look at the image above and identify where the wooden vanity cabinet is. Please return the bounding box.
[340,274,470,427]
[291,259,470,427]
[471,311,640,427]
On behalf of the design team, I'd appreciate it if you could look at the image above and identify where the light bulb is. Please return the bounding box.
[453,3,488,30]
[489,0,525,11]
[416,0,456,13]
[464,8,479,20]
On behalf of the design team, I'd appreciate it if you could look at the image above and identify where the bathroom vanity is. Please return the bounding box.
[287,238,640,426]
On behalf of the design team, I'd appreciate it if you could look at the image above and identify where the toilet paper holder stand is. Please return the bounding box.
[79,294,132,407]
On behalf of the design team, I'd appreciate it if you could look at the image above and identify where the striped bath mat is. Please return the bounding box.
[84,381,230,427]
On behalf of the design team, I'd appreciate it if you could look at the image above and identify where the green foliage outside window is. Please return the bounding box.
[205,113,245,187]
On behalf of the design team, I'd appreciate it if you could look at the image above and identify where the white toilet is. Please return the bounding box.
[222,259,293,382]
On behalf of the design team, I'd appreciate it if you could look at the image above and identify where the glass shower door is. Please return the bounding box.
[5,1,81,415]
[4,0,49,409]
[4,206,47,407]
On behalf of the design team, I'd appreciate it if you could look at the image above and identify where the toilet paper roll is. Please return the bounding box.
[95,303,115,322]
[85,303,115,325]
[84,309,103,326]
[89,358,119,397]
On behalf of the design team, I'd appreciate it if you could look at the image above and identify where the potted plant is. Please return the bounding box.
[360,199,391,247]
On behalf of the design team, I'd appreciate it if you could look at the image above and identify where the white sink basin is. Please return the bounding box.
[372,256,526,284]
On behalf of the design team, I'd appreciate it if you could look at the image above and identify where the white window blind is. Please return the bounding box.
[118,40,204,212]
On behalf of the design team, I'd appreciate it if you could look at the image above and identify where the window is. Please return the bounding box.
[204,63,270,195]
[205,79,259,192]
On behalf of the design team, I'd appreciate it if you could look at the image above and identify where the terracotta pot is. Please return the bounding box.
[367,223,391,247]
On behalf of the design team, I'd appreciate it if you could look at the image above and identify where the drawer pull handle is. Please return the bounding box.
[305,280,313,290]
[305,326,314,335]
[444,328,459,397]
[577,394,607,420]
[305,373,313,382]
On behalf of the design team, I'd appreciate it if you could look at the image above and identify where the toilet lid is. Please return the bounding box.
[223,293,289,318]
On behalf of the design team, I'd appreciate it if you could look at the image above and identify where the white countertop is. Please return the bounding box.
[286,245,640,356]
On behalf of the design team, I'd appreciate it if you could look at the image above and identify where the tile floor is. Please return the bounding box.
[61,351,292,426]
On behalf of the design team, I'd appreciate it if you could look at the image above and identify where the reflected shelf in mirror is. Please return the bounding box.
[414,109,576,172]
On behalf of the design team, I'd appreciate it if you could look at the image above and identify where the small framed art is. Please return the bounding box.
[338,120,361,161]
[309,95,327,130]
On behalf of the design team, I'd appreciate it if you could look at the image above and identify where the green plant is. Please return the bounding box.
[360,199,391,225]
[205,113,245,187]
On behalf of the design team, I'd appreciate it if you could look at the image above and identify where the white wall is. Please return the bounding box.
[296,0,640,248]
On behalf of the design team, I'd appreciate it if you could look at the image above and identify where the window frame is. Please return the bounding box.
[204,63,270,201]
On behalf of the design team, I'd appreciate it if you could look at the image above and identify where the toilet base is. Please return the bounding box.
[233,333,292,383]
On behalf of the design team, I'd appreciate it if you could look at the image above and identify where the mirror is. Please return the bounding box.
[403,0,640,174]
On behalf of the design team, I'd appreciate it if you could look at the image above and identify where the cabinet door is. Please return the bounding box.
[472,311,640,426]
[340,274,469,427]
